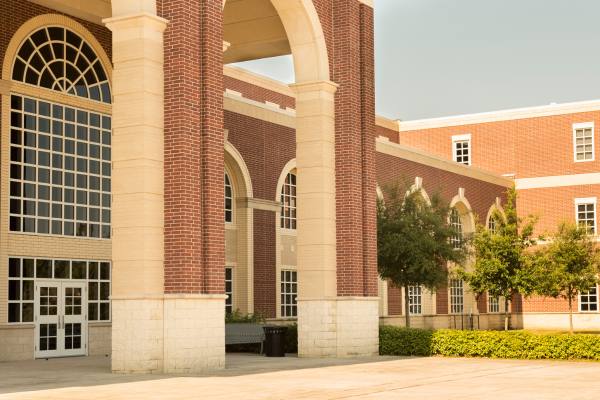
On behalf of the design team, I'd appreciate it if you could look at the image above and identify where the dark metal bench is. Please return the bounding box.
[225,323,265,353]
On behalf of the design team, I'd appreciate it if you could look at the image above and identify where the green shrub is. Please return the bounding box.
[379,326,600,361]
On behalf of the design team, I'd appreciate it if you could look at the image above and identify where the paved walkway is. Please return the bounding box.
[1,354,600,399]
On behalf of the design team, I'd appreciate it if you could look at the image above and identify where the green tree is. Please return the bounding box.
[461,187,537,331]
[377,184,467,328]
[531,223,600,334]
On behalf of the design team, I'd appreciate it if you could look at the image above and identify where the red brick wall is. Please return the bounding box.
[436,284,448,315]
[376,153,508,222]
[399,111,600,179]
[159,0,224,294]
[376,124,399,143]
[224,76,294,110]
[331,0,378,297]
[224,111,296,317]
[387,284,402,316]
[518,185,600,237]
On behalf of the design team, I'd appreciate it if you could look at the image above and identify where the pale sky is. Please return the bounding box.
[234,0,600,121]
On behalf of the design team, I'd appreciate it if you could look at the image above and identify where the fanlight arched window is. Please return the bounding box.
[449,208,463,249]
[280,172,297,230]
[487,215,499,234]
[225,173,233,223]
[12,27,111,103]
[8,25,111,239]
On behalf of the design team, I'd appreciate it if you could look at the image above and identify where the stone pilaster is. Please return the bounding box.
[104,10,168,374]
[298,298,379,357]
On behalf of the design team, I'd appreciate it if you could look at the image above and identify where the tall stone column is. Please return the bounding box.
[292,81,378,358]
[104,9,168,374]
[107,0,225,374]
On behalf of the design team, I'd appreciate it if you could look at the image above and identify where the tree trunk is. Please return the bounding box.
[504,298,510,331]
[568,296,574,335]
[404,285,411,328]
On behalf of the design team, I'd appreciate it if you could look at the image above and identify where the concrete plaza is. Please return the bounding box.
[1,354,599,399]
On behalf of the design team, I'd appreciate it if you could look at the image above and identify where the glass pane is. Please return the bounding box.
[72,261,86,279]
[36,259,52,278]
[54,260,70,279]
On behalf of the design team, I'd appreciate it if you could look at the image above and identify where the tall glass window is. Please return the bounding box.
[280,172,297,230]
[225,173,233,223]
[9,27,111,239]
[449,279,464,314]
[449,208,463,249]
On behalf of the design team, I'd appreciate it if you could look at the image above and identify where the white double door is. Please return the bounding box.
[34,281,87,358]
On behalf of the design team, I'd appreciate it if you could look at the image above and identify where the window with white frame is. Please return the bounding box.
[579,286,598,312]
[449,279,464,314]
[224,173,233,223]
[280,269,297,317]
[9,27,112,239]
[452,134,471,165]
[408,285,422,315]
[573,122,595,162]
[225,267,233,314]
[449,208,463,249]
[280,172,297,230]
[488,294,500,313]
[7,258,111,323]
[575,198,596,235]
[9,96,111,238]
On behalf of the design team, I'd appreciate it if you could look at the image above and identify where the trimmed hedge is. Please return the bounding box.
[380,326,600,361]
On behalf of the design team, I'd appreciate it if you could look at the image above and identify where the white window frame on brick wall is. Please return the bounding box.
[280,269,298,318]
[488,294,500,313]
[579,285,598,312]
[452,134,471,166]
[573,122,595,163]
[225,267,233,314]
[575,197,597,235]
[408,285,422,315]
[449,279,464,314]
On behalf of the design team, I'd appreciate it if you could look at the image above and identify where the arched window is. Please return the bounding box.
[225,173,233,223]
[280,172,297,230]
[12,26,111,103]
[8,26,111,239]
[487,215,498,234]
[449,208,463,249]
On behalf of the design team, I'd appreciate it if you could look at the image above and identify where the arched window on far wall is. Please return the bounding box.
[9,26,112,239]
[449,208,463,249]
[225,173,233,223]
[280,171,297,229]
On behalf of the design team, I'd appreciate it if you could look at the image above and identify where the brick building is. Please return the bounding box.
[0,0,539,373]
[390,101,600,330]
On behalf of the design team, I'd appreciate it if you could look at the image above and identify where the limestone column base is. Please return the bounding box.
[111,295,226,374]
[298,297,379,358]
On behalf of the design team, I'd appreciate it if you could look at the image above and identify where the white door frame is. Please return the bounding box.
[34,280,88,358]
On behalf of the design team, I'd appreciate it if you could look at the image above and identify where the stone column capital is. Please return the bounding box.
[290,80,339,95]
[103,12,168,32]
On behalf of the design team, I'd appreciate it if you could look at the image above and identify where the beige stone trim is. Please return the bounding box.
[515,173,600,190]
[238,198,281,212]
[376,138,513,188]
[2,14,113,82]
[298,296,379,302]
[376,115,398,132]
[224,93,296,128]
[224,65,294,98]
[400,99,600,131]
[358,0,374,7]
[2,80,112,114]
[27,0,111,25]
[449,190,476,234]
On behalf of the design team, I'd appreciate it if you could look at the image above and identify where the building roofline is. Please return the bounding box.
[398,99,600,132]
[223,65,294,98]
[375,137,513,188]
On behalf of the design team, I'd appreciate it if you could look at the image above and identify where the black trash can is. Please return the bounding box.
[263,326,288,357]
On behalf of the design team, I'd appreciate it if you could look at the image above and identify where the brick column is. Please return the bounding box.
[105,7,168,374]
